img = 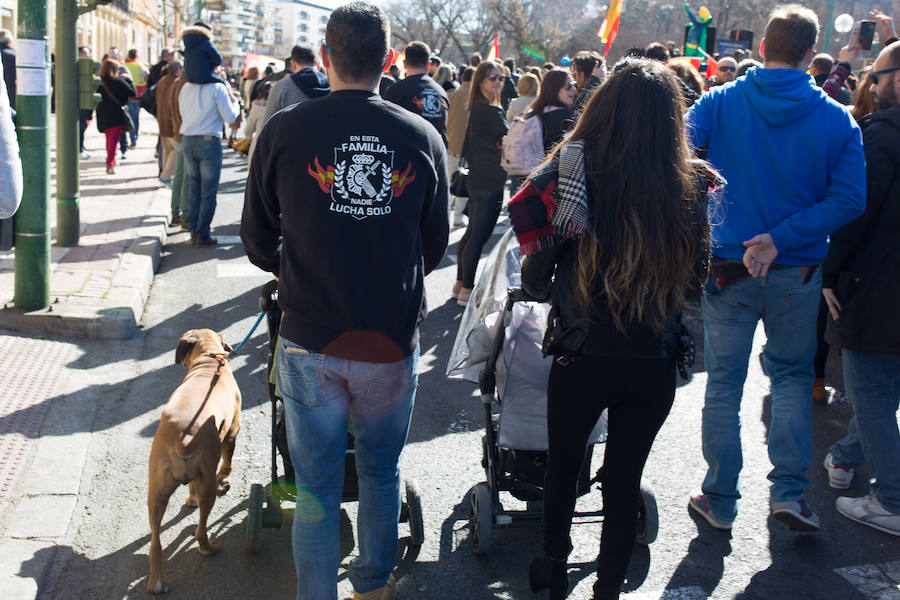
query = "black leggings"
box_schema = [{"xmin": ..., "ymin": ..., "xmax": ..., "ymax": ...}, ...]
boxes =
[
  {"xmin": 543, "ymin": 355, "xmax": 676, "ymax": 600},
  {"xmin": 456, "ymin": 188, "xmax": 503, "ymax": 288}
]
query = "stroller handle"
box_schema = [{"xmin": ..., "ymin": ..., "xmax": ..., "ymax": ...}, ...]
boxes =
[{"xmin": 506, "ymin": 287, "xmax": 545, "ymax": 306}]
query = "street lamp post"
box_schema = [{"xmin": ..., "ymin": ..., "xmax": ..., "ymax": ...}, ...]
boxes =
[
  {"xmin": 56, "ymin": 0, "xmax": 80, "ymax": 246},
  {"xmin": 14, "ymin": 0, "xmax": 51, "ymax": 309}
]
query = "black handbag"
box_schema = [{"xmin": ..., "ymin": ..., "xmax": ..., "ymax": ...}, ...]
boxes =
[
  {"xmin": 450, "ymin": 157, "xmax": 469, "ymax": 197},
  {"xmin": 664, "ymin": 314, "xmax": 696, "ymax": 380}
]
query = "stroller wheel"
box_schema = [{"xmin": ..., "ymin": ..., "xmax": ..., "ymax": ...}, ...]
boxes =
[
  {"xmin": 403, "ymin": 479, "xmax": 425, "ymax": 549},
  {"xmin": 468, "ymin": 483, "xmax": 493, "ymax": 555},
  {"xmin": 246, "ymin": 483, "xmax": 264, "ymax": 553},
  {"xmin": 635, "ymin": 485, "xmax": 659, "ymax": 545}
]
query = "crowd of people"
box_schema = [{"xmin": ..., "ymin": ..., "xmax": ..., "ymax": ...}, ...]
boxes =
[{"xmin": 1, "ymin": 1, "xmax": 898, "ymax": 599}]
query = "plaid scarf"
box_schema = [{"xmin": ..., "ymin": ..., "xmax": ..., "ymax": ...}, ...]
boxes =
[{"xmin": 508, "ymin": 140, "xmax": 589, "ymax": 255}]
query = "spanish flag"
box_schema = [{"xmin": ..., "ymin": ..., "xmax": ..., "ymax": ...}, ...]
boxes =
[
  {"xmin": 597, "ymin": 0, "xmax": 623, "ymax": 56},
  {"xmin": 486, "ymin": 33, "xmax": 500, "ymax": 62}
]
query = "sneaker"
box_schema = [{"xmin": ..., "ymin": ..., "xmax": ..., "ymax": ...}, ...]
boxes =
[
  {"xmin": 158, "ymin": 177, "xmax": 172, "ymax": 188},
  {"xmin": 450, "ymin": 281, "xmax": 462, "ymax": 299},
  {"xmin": 119, "ymin": 153, "xmax": 127, "ymax": 160},
  {"xmin": 688, "ymin": 493, "xmax": 733, "ymax": 530},
  {"xmin": 835, "ymin": 494, "xmax": 900, "ymax": 537},
  {"xmin": 80, "ymin": 150, "xmax": 90, "ymax": 159},
  {"xmin": 129, "ymin": 143, "xmax": 137, "ymax": 150},
  {"xmin": 453, "ymin": 216, "xmax": 466, "ymax": 228},
  {"xmin": 772, "ymin": 497, "xmax": 820, "ymax": 531},
  {"xmin": 824, "ymin": 452, "xmax": 854, "ymax": 489}
]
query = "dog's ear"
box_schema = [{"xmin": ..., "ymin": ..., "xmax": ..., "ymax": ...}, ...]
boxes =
[
  {"xmin": 218, "ymin": 332, "xmax": 233, "ymax": 354},
  {"xmin": 175, "ymin": 332, "xmax": 199, "ymax": 365}
]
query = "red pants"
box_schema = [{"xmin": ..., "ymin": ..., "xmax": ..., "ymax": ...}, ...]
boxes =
[{"xmin": 104, "ymin": 125, "xmax": 123, "ymax": 167}]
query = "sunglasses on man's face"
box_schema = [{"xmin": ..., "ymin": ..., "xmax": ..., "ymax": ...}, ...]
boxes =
[
  {"xmin": 718, "ymin": 65, "xmax": 736, "ymax": 72},
  {"xmin": 487, "ymin": 74, "xmax": 505, "ymax": 82},
  {"xmin": 870, "ymin": 67, "xmax": 900, "ymax": 86}
]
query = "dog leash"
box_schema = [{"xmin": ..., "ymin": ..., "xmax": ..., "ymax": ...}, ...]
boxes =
[{"xmin": 229, "ymin": 310, "xmax": 266, "ymax": 356}]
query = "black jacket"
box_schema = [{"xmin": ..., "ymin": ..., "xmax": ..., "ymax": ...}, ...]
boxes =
[
  {"xmin": 824, "ymin": 105, "xmax": 900, "ymax": 354},
  {"xmin": 500, "ymin": 75, "xmax": 518, "ymax": 111},
  {"xmin": 520, "ymin": 162, "xmax": 709, "ymax": 359},
  {"xmin": 384, "ymin": 74, "xmax": 449, "ymax": 147},
  {"xmin": 95, "ymin": 76, "xmax": 135, "ymax": 132},
  {"xmin": 241, "ymin": 90, "xmax": 449, "ymax": 363},
  {"xmin": 1, "ymin": 43, "xmax": 14, "ymax": 110},
  {"xmin": 463, "ymin": 102, "xmax": 508, "ymax": 193},
  {"xmin": 540, "ymin": 107, "xmax": 575, "ymax": 153},
  {"xmin": 147, "ymin": 59, "xmax": 168, "ymax": 88}
]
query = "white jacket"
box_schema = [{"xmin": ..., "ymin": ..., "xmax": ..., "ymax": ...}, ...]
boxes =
[{"xmin": 0, "ymin": 75, "xmax": 22, "ymax": 218}]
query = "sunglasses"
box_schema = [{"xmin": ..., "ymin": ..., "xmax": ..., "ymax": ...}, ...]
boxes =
[
  {"xmin": 487, "ymin": 74, "xmax": 505, "ymax": 82},
  {"xmin": 869, "ymin": 66, "xmax": 900, "ymax": 85},
  {"xmin": 718, "ymin": 66, "xmax": 736, "ymax": 72},
  {"xmin": 565, "ymin": 82, "xmax": 575, "ymax": 90}
]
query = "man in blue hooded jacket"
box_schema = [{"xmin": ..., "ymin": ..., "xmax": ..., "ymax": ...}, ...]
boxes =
[{"xmin": 684, "ymin": 4, "xmax": 866, "ymax": 533}]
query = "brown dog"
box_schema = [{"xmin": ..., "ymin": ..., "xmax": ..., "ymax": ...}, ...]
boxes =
[{"xmin": 147, "ymin": 329, "xmax": 242, "ymax": 594}]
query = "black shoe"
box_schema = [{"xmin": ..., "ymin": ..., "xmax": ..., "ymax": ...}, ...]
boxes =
[{"xmin": 529, "ymin": 557, "xmax": 569, "ymax": 599}]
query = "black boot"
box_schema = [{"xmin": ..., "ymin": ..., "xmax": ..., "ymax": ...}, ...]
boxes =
[{"xmin": 529, "ymin": 557, "xmax": 569, "ymax": 599}]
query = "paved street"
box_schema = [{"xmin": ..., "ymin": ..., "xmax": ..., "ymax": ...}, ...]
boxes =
[{"xmin": 0, "ymin": 119, "xmax": 898, "ymax": 600}]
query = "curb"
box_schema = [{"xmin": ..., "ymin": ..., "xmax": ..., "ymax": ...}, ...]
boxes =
[{"xmin": 0, "ymin": 188, "xmax": 169, "ymax": 339}]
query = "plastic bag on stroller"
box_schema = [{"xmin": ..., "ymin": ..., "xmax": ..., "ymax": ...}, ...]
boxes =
[{"xmin": 446, "ymin": 229, "xmax": 606, "ymax": 451}]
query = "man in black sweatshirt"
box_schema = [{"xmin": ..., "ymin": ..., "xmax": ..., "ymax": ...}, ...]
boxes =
[
  {"xmin": 383, "ymin": 40, "xmax": 449, "ymax": 147},
  {"xmin": 240, "ymin": 3, "xmax": 448, "ymax": 598}
]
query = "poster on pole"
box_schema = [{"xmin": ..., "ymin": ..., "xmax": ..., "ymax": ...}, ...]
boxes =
[
  {"xmin": 17, "ymin": 39, "xmax": 47, "ymax": 68},
  {"xmin": 17, "ymin": 68, "xmax": 50, "ymax": 96}
]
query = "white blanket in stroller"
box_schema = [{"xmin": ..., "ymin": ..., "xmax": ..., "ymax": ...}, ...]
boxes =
[{"xmin": 447, "ymin": 229, "xmax": 607, "ymax": 451}]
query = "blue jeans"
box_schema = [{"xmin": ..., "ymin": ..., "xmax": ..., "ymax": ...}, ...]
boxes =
[
  {"xmin": 127, "ymin": 98, "xmax": 141, "ymax": 145},
  {"xmin": 171, "ymin": 141, "xmax": 187, "ymax": 221},
  {"xmin": 830, "ymin": 350, "xmax": 900, "ymax": 513},
  {"xmin": 277, "ymin": 338, "xmax": 419, "ymax": 600},
  {"xmin": 701, "ymin": 267, "xmax": 821, "ymax": 521},
  {"xmin": 182, "ymin": 135, "xmax": 222, "ymax": 242}
]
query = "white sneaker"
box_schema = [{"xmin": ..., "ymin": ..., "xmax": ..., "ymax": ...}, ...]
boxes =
[
  {"xmin": 824, "ymin": 452, "xmax": 854, "ymax": 489},
  {"xmin": 836, "ymin": 494, "xmax": 900, "ymax": 537},
  {"xmin": 80, "ymin": 151, "xmax": 90, "ymax": 159}
]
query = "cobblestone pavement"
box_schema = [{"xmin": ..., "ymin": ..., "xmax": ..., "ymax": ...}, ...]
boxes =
[{"xmin": 0, "ymin": 333, "xmax": 80, "ymax": 503}]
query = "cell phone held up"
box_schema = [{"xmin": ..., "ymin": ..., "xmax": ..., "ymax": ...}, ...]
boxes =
[{"xmin": 858, "ymin": 20, "xmax": 877, "ymax": 51}]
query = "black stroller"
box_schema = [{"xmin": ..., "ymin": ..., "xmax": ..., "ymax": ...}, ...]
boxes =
[
  {"xmin": 466, "ymin": 287, "xmax": 659, "ymax": 554},
  {"xmin": 446, "ymin": 227, "xmax": 660, "ymax": 554},
  {"xmin": 244, "ymin": 279, "xmax": 425, "ymax": 560}
]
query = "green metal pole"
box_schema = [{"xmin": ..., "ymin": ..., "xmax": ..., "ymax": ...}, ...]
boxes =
[
  {"xmin": 56, "ymin": 0, "xmax": 79, "ymax": 246},
  {"xmin": 823, "ymin": 0, "xmax": 836, "ymax": 54},
  {"xmin": 14, "ymin": 0, "xmax": 51, "ymax": 309}
]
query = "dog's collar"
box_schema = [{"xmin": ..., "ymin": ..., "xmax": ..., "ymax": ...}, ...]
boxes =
[{"xmin": 205, "ymin": 352, "xmax": 229, "ymax": 364}]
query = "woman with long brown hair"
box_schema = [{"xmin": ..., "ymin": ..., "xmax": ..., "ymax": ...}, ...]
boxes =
[
  {"xmin": 523, "ymin": 68, "xmax": 576, "ymax": 153},
  {"xmin": 509, "ymin": 59, "xmax": 711, "ymax": 599},
  {"xmin": 96, "ymin": 58, "xmax": 135, "ymax": 174},
  {"xmin": 453, "ymin": 60, "xmax": 509, "ymax": 305}
]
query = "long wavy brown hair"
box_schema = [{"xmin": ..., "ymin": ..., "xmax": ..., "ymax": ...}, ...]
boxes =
[{"xmin": 551, "ymin": 59, "xmax": 706, "ymax": 334}]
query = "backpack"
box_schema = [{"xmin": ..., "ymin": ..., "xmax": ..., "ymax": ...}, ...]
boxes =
[
  {"xmin": 501, "ymin": 112, "xmax": 545, "ymax": 175},
  {"xmin": 140, "ymin": 84, "xmax": 157, "ymax": 116}
]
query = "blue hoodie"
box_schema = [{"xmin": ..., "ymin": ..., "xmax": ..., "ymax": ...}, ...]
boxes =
[{"xmin": 686, "ymin": 67, "xmax": 866, "ymax": 265}]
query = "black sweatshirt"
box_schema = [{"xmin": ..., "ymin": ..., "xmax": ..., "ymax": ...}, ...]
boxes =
[
  {"xmin": 384, "ymin": 74, "xmax": 449, "ymax": 147},
  {"xmin": 241, "ymin": 90, "xmax": 450, "ymax": 363}
]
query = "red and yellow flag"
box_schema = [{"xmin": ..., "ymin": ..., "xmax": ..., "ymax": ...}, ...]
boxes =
[
  {"xmin": 597, "ymin": 0, "xmax": 623, "ymax": 56},
  {"xmin": 486, "ymin": 33, "xmax": 500, "ymax": 62}
]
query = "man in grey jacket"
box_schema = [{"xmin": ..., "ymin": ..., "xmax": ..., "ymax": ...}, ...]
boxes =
[{"xmin": 263, "ymin": 44, "xmax": 330, "ymax": 122}]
